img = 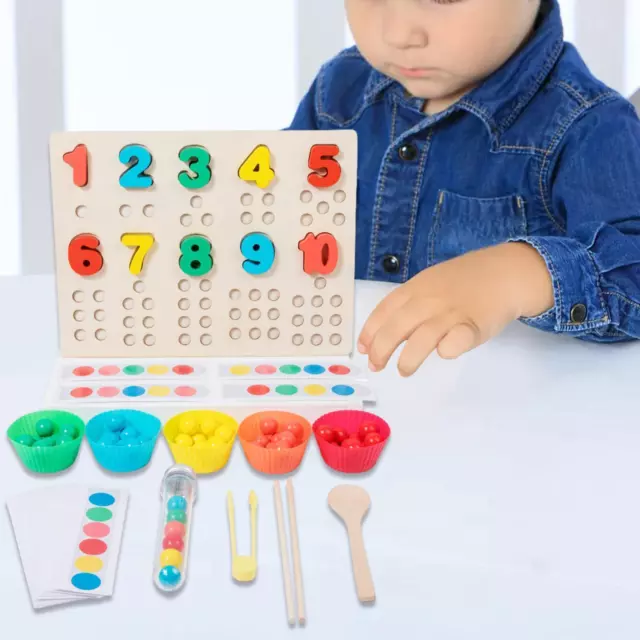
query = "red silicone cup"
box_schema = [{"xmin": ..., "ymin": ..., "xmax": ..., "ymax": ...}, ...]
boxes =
[{"xmin": 313, "ymin": 410, "xmax": 391, "ymax": 473}]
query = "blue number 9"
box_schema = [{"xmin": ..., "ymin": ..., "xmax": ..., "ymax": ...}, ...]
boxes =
[{"xmin": 241, "ymin": 232, "xmax": 275, "ymax": 275}]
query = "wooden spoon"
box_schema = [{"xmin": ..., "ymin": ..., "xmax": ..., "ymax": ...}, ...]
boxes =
[{"xmin": 328, "ymin": 485, "xmax": 375, "ymax": 603}]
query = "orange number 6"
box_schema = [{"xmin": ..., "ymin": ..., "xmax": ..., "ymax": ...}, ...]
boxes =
[{"xmin": 68, "ymin": 234, "xmax": 104, "ymax": 276}]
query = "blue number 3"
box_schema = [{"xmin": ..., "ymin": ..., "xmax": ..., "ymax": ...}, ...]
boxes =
[{"xmin": 119, "ymin": 144, "xmax": 153, "ymax": 189}]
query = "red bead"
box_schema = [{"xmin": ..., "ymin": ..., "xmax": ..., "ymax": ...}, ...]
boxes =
[
  {"xmin": 162, "ymin": 535, "xmax": 184, "ymax": 552},
  {"xmin": 317, "ymin": 426, "xmax": 335, "ymax": 443},
  {"xmin": 332, "ymin": 427, "xmax": 349, "ymax": 444},
  {"xmin": 363, "ymin": 433, "xmax": 383, "ymax": 447}
]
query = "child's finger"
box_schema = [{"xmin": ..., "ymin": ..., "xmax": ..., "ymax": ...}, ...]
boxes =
[
  {"xmin": 396, "ymin": 314, "xmax": 458, "ymax": 377},
  {"xmin": 436, "ymin": 322, "xmax": 481, "ymax": 359},
  {"xmin": 357, "ymin": 287, "xmax": 412, "ymax": 353}
]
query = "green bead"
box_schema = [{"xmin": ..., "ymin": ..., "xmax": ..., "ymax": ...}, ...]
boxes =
[
  {"xmin": 60, "ymin": 424, "xmax": 79, "ymax": 439},
  {"xmin": 166, "ymin": 510, "xmax": 187, "ymax": 524},
  {"xmin": 57, "ymin": 435, "xmax": 75, "ymax": 445},
  {"xmin": 35, "ymin": 419, "xmax": 55, "ymax": 438},
  {"xmin": 16, "ymin": 434, "xmax": 35, "ymax": 447},
  {"xmin": 33, "ymin": 438, "xmax": 55, "ymax": 448}
]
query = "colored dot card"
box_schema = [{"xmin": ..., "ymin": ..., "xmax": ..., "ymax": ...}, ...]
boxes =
[
  {"xmin": 222, "ymin": 380, "xmax": 374, "ymax": 402},
  {"xmin": 49, "ymin": 130, "xmax": 357, "ymax": 358},
  {"xmin": 60, "ymin": 358, "xmax": 207, "ymax": 381},
  {"xmin": 219, "ymin": 359, "xmax": 364, "ymax": 380}
]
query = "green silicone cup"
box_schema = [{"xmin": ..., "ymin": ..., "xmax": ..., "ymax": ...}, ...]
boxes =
[{"xmin": 7, "ymin": 410, "xmax": 85, "ymax": 474}]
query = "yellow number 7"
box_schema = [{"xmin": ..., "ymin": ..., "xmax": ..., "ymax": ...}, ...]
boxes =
[{"xmin": 121, "ymin": 233, "xmax": 155, "ymax": 275}]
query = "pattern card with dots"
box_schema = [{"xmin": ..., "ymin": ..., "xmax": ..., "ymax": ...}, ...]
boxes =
[
  {"xmin": 218, "ymin": 360, "xmax": 364, "ymax": 379},
  {"xmin": 49, "ymin": 131, "xmax": 357, "ymax": 358}
]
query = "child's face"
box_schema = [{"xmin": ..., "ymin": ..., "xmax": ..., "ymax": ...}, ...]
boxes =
[{"xmin": 346, "ymin": 0, "xmax": 541, "ymax": 107}]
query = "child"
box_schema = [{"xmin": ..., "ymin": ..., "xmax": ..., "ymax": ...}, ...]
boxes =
[{"xmin": 289, "ymin": 0, "xmax": 640, "ymax": 376}]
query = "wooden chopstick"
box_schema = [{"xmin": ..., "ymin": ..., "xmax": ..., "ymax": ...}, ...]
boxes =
[
  {"xmin": 274, "ymin": 481, "xmax": 295, "ymax": 625},
  {"xmin": 286, "ymin": 479, "xmax": 306, "ymax": 625}
]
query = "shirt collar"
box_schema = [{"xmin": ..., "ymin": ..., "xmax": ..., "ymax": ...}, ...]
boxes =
[{"xmin": 363, "ymin": 0, "xmax": 564, "ymax": 138}]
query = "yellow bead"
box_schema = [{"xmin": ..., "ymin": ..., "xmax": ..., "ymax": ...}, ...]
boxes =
[
  {"xmin": 215, "ymin": 425, "xmax": 234, "ymax": 443},
  {"xmin": 192, "ymin": 433, "xmax": 207, "ymax": 444},
  {"xmin": 179, "ymin": 417, "xmax": 198, "ymax": 435},
  {"xmin": 174, "ymin": 434, "xmax": 194, "ymax": 447},
  {"xmin": 209, "ymin": 435, "xmax": 226, "ymax": 448},
  {"xmin": 160, "ymin": 548, "xmax": 183, "ymax": 568},
  {"xmin": 200, "ymin": 416, "xmax": 218, "ymax": 437}
]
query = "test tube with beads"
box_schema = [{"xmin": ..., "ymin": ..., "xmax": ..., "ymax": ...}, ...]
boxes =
[{"xmin": 154, "ymin": 464, "xmax": 197, "ymax": 592}]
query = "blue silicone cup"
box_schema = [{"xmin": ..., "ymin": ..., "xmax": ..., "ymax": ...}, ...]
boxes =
[{"xmin": 86, "ymin": 409, "xmax": 162, "ymax": 473}]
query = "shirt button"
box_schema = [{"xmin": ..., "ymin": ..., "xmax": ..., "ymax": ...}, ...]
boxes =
[
  {"xmin": 570, "ymin": 303, "xmax": 587, "ymax": 323},
  {"xmin": 398, "ymin": 143, "xmax": 418, "ymax": 161},
  {"xmin": 382, "ymin": 255, "xmax": 401, "ymax": 274}
]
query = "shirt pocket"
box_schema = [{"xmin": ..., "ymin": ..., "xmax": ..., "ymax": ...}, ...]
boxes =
[{"xmin": 428, "ymin": 190, "xmax": 527, "ymax": 265}]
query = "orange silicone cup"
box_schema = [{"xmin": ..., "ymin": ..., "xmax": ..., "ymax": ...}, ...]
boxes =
[
  {"xmin": 238, "ymin": 411, "xmax": 312, "ymax": 475},
  {"xmin": 313, "ymin": 410, "xmax": 391, "ymax": 473}
]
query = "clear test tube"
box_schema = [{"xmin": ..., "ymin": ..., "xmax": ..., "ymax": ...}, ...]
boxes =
[{"xmin": 154, "ymin": 464, "xmax": 197, "ymax": 592}]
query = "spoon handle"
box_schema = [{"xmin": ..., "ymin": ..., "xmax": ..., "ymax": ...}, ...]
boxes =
[{"xmin": 347, "ymin": 523, "xmax": 375, "ymax": 603}]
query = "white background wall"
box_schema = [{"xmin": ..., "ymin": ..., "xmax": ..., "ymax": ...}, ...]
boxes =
[{"xmin": 2, "ymin": 0, "xmax": 640, "ymax": 276}]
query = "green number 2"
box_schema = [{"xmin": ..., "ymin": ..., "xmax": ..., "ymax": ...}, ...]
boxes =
[
  {"xmin": 178, "ymin": 146, "xmax": 212, "ymax": 189},
  {"xmin": 179, "ymin": 235, "xmax": 213, "ymax": 276}
]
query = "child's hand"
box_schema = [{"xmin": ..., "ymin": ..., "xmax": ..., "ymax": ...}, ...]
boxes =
[{"xmin": 357, "ymin": 242, "xmax": 554, "ymax": 376}]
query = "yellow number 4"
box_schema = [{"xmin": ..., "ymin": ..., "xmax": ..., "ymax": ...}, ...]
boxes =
[
  {"xmin": 238, "ymin": 145, "xmax": 275, "ymax": 189},
  {"xmin": 121, "ymin": 233, "xmax": 155, "ymax": 275}
]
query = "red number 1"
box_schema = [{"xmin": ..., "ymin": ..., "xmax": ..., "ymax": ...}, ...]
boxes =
[
  {"xmin": 63, "ymin": 144, "xmax": 89, "ymax": 187},
  {"xmin": 308, "ymin": 144, "xmax": 341, "ymax": 188}
]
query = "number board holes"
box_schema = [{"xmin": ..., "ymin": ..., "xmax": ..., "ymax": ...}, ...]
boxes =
[
  {"xmin": 144, "ymin": 335, "xmax": 156, "ymax": 347},
  {"xmin": 123, "ymin": 298, "xmax": 134, "ymax": 310},
  {"xmin": 293, "ymin": 296, "xmax": 304, "ymax": 308},
  {"xmin": 73, "ymin": 310, "xmax": 85, "ymax": 322},
  {"xmin": 262, "ymin": 212, "xmax": 275, "ymax": 225},
  {"xmin": 142, "ymin": 298, "xmax": 154, "ymax": 311},
  {"xmin": 74, "ymin": 329, "xmax": 86, "ymax": 342},
  {"xmin": 330, "ymin": 314, "xmax": 342, "ymax": 326},
  {"xmin": 143, "ymin": 204, "xmax": 155, "ymax": 217},
  {"xmin": 123, "ymin": 316, "xmax": 135, "ymax": 328},
  {"xmin": 249, "ymin": 289, "xmax": 261, "ymax": 302},
  {"xmin": 201, "ymin": 213, "xmax": 213, "ymax": 227},
  {"xmin": 300, "ymin": 191, "xmax": 312, "ymax": 204},
  {"xmin": 178, "ymin": 279, "xmax": 191, "ymax": 292},
  {"xmin": 230, "ymin": 328, "xmax": 241, "ymax": 340},
  {"xmin": 292, "ymin": 314, "xmax": 304, "ymax": 327},
  {"xmin": 124, "ymin": 334, "xmax": 135, "ymax": 346},
  {"xmin": 334, "ymin": 190, "xmax": 346, "ymax": 203},
  {"xmin": 268, "ymin": 328, "xmax": 280, "ymax": 340},
  {"xmin": 249, "ymin": 328, "xmax": 261, "ymax": 340},
  {"xmin": 268, "ymin": 289, "xmax": 280, "ymax": 301},
  {"xmin": 201, "ymin": 334, "xmax": 213, "ymax": 346},
  {"xmin": 311, "ymin": 334, "xmax": 323, "ymax": 346},
  {"xmin": 200, "ymin": 279, "xmax": 212, "ymax": 292},
  {"xmin": 93, "ymin": 290, "xmax": 105, "ymax": 303},
  {"xmin": 263, "ymin": 193, "xmax": 275, "ymax": 206},
  {"xmin": 331, "ymin": 295, "xmax": 343, "ymax": 307},
  {"xmin": 133, "ymin": 281, "xmax": 145, "ymax": 294},
  {"xmin": 200, "ymin": 316, "xmax": 212, "ymax": 329},
  {"xmin": 96, "ymin": 329, "xmax": 107, "ymax": 341},
  {"xmin": 301, "ymin": 214, "xmax": 313, "ymax": 227},
  {"xmin": 333, "ymin": 213, "xmax": 346, "ymax": 226},
  {"xmin": 241, "ymin": 194, "xmax": 253, "ymax": 206},
  {"xmin": 330, "ymin": 334, "xmax": 342, "ymax": 346},
  {"xmin": 229, "ymin": 289, "xmax": 241, "ymax": 301},
  {"xmin": 75, "ymin": 206, "xmax": 87, "ymax": 218},
  {"xmin": 72, "ymin": 290, "xmax": 84, "ymax": 303},
  {"xmin": 317, "ymin": 201, "xmax": 330, "ymax": 215},
  {"xmin": 190, "ymin": 196, "xmax": 203, "ymax": 209},
  {"xmin": 181, "ymin": 214, "xmax": 193, "ymax": 227},
  {"xmin": 179, "ymin": 334, "xmax": 191, "ymax": 346},
  {"xmin": 200, "ymin": 298, "xmax": 212, "ymax": 310},
  {"xmin": 179, "ymin": 316, "xmax": 191, "ymax": 328},
  {"xmin": 119, "ymin": 205, "xmax": 132, "ymax": 218},
  {"xmin": 315, "ymin": 278, "xmax": 327, "ymax": 290},
  {"xmin": 230, "ymin": 308, "xmax": 241, "ymax": 321},
  {"xmin": 95, "ymin": 309, "xmax": 106, "ymax": 322},
  {"xmin": 241, "ymin": 212, "xmax": 253, "ymax": 225},
  {"xmin": 268, "ymin": 308, "xmax": 280, "ymax": 321},
  {"xmin": 249, "ymin": 308, "xmax": 261, "ymax": 321},
  {"xmin": 178, "ymin": 298, "xmax": 190, "ymax": 311},
  {"xmin": 293, "ymin": 334, "xmax": 304, "ymax": 346},
  {"xmin": 143, "ymin": 316, "xmax": 155, "ymax": 329},
  {"xmin": 311, "ymin": 315, "xmax": 323, "ymax": 327},
  {"xmin": 312, "ymin": 296, "xmax": 324, "ymax": 308}
]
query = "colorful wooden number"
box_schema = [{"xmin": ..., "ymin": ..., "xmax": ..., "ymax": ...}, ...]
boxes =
[
  {"xmin": 298, "ymin": 232, "xmax": 339, "ymax": 275},
  {"xmin": 179, "ymin": 235, "xmax": 214, "ymax": 277},
  {"xmin": 308, "ymin": 144, "xmax": 342, "ymax": 188},
  {"xmin": 238, "ymin": 145, "xmax": 275, "ymax": 189},
  {"xmin": 63, "ymin": 144, "xmax": 89, "ymax": 187},
  {"xmin": 119, "ymin": 144, "xmax": 154, "ymax": 189},
  {"xmin": 240, "ymin": 232, "xmax": 276, "ymax": 275},
  {"xmin": 121, "ymin": 233, "xmax": 155, "ymax": 276},
  {"xmin": 178, "ymin": 146, "xmax": 212, "ymax": 190},
  {"xmin": 68, "ymin": 234, "xmax": 104, "ymax": 276}
]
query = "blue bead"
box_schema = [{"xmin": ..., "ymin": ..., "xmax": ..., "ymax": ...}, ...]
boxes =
[
  {"xmin": 158, "ymin": 566, "xmax": 181, "ymax": 587},
  {"xmin": 100, "ymin": 431, "xmax": 119, "ymax": 446},
  {"xmin": 106, "ymin": 416, "xmax": 126, "ymax": 432},
  {"xmin": 120, "ymin": 426, "xmax": 140, "ymax": 440},
  {"xmin": 167, "ymin": 496, "xmax": 187, "ymax": 511}
]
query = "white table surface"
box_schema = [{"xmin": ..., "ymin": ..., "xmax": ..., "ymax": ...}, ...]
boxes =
[{"xmin": 2, "ymin": 275, "xmax": 640, "ymax": 639}]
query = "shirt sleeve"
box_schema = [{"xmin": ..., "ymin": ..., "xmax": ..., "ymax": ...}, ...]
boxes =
[{"xmin": 514, "ymin": 98, "xmax": 640, "ymax": 342}]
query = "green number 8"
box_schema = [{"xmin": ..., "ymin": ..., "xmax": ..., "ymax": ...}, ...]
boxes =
[
  {"xmin": 179, "ymin": 235, "xmax": 213, "ymax": 276},
  {"xmin": 178, "ymin": 145, "xmax": 212, "ymax": 190}
]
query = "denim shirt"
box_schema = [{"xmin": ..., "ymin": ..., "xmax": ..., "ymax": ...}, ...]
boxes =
[{"xmin": 289, "ymin": 0, "xmax": 640, "ymax": 342}]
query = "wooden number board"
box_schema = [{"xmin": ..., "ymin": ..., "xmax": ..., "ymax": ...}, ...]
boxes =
[{"xmin": 49, "ymin": 131, "xmax": 357, "ymax": 357}]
